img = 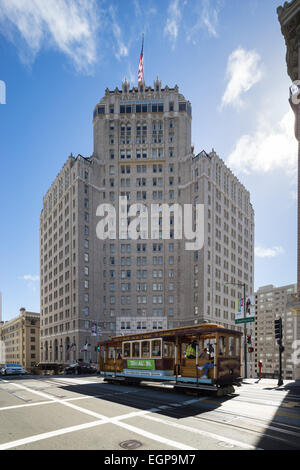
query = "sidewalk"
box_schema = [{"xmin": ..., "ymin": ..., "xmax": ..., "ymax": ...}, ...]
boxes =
[{"xmin": 241, "ymin": 378, "xmax": 300, "ymax": 391}]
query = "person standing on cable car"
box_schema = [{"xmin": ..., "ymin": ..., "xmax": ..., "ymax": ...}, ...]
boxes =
[{"xmin": 186, "ymin": 342, "xmax": 197, "ymax": 359}]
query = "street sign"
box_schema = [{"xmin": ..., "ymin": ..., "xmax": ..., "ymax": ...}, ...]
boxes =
[{"xmin": 235, "ymin": 317, "xmax": 255, "ymax": 325}]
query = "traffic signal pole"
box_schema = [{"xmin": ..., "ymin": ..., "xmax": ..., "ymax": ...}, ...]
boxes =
[
  {"xmin": 225, "ymin": 281, "xmax": 248, "ymax": 379},
  {"xmin": 275, "ymin": 318, "xmax": 284, "ymax": 387},
  {"xmin": 243, "ymin": 283, "xmax": 247, "ymax": 379},
  {"xmin": 278, "ymin": 343, "xmax": 283, "ymax": 387}
]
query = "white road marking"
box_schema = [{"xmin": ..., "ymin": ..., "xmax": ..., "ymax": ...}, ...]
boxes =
[
  {"xmin": 0, "ymin": 379, "xmax": 197, "ymax": 450},
  {"xmin": 0, "ymin": 401, "xmax": 55, "ymax": 411},
  {"xmin": 110, "ymin": 419, "xmax": 196, "ymax": 451},
  {"xmin": 141, "ymin": 414, "xmax": 261, "ymax": 450},
  {"xmin": 0, "ymin": 420, "xmax": 108, "ymax": 450},
  {"xmin": 2, "ymin": 378, "xmax": 296, "ymax": 451}
]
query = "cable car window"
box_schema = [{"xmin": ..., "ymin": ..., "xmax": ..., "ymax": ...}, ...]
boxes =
[
  {"xmin": 236, "ymin": 337, "xmax": 240, "ymax": 357},
  {"xmin": 163, "ymin": 342, "xmax": 174, "ymax": 358},
  {"xmin": 132, "ymin": 342, "xmax": 140, "ymax": 358},
  {"xmin": 108, "ymin": 347, "xmax": 114, "ymax": 359},
  {"xmin": 123, "ymin": 343, "xmax": 131, "ymax": 358},
  {"xmin": 116, "ymin": 348, "xmax": 122, "ymax": 360},
  {"xmin": 219, "ymin": 336, "xmax": 225, "ymax": 356},
  {"xmin": 151, "ymin": 340, "xmax": 161, "ymax": 357},
  {"xmin": 229, "ymin": 337, "xmax": 234, "ymax": 356},
  {"xmin": 141, "ymin": 341, "xmax": 150, "ymax": 358}
]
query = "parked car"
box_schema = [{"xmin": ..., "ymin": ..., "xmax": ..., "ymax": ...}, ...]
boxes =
[
  {"xmin": 63, "ymin": 362, "xmax": 97, "ymax": 375},
  {"xmin": 0, "ymin": 364, "xmax": 27, "ymax": 376}
]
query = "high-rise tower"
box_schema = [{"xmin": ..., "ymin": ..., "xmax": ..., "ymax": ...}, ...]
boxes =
[{"xmin": 40, "ymin": 79, "xmax": 254, "ymax": 371}]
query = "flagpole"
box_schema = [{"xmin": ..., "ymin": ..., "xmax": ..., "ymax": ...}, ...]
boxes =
[
  {"xmin": 138, "ymin": 34, "xmax": 144, "ymax": 85},
  {"xmin": 142, "ymin": 33, "xmax": 144, "ymax": 83}
]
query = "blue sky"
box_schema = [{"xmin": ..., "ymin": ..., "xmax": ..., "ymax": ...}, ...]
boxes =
[{"xmin": 0, "ymin": 0, "xmax": 297, "ymax": 321}]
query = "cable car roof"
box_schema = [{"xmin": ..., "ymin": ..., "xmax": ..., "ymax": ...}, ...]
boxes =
[{"xmin": 99, "ymin": 323, "xmax": 242, "ymax": 345}]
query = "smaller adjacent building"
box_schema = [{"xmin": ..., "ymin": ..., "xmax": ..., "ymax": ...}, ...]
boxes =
[
  {"xmin": 0, "ymin": 308, "xmax": 40, "ymax": 372},
  {"xmin": 255, "ymin": 284, "xmax": 297, "ymax": 380}
]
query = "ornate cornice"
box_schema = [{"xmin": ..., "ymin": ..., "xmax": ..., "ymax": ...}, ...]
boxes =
[{"xmin": 278, "ymin": 0, "xmax": 300, "ymax": 81}]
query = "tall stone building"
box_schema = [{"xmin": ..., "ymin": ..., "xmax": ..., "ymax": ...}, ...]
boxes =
[
  {"xmin": 278, "ymin": 0, "xmax": 300, "ymax": 380},
  {"xmin": 0, "ymin": 308, "xmax": 40, "ymax": 372},
  {"xmin": 40, "ymin": 79, "xmax": 254, "ymax": 368},
  {"xmin": 255, "ymin": 284, "xmax": 296, "ymax": 380}
]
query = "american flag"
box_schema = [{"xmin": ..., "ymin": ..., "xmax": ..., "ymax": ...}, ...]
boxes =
[{"xmin": 138, "ymin": 35, "xmax": 144, "ymax": 84}]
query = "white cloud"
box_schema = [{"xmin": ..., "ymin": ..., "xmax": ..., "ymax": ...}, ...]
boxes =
[
  {"xmin": 255, "ymin": 245, "xmax": 285, "ymax": 258},
  {"xmin": 19, "ymin": 275, "xmax": 40, "ymax": 293},
  {"xmin": 0, "ymin": 0, "xmax": 99, "ymax": 73},
  {"xmin": 21, "ymin": 275, "xmax": 40, "ymax": 282},
  {"xmin": 227, "ymin": 110, "xmax": 298, "ymax": 177},
  {"xmin": 133, "ymin": 0, "xmax": 142, "ymax": 17},
  {"xmin": 109, "ymin": 6, "xmax": 129, "ymax": 61},
  {"xmin": 164, "ymin": 0, "xmax": 182, "ymax": 49},
  {"xmin": 186, "ymin": 0, "xmax": 223, "ymax": 44},
  {"xmin": 201, "ymin": 0, "xmax": 222, "ymax": 37},
  {"xmin": 221, "ymin": 47, "xmax": 263, "ymax": 109}
]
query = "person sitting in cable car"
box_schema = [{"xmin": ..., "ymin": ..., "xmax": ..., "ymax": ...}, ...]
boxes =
[
  {"xmin": 197, "ymin": 347, "xmax": 215, "ymax": 379},
  {"xmin": 199, "ymin": 347, "xmax": 210, "ymax": 360}
]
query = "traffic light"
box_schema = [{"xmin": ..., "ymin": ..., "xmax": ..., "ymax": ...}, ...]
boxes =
[
  {"xmin": 248, "ymin": 347, "xmax": 254, "ymax": 353},
  {"xmin": 274, "ymin": 318, "xmax": 283, "ymax": 343},
  {"xmin": 247, "ymin": 335, "xmax": 251, "ymax": 344}
]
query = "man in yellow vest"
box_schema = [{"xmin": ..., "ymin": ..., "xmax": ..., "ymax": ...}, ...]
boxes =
[{"xmin": 186, "ymin": 342, "xmax": 196, "ymax": 359}]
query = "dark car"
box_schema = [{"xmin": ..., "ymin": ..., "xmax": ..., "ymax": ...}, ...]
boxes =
[{"xmin": 63, "ymin": 362, "xmax": 97, "ymax": 375}]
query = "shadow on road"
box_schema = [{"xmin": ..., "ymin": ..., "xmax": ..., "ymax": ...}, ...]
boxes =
[
  {"xmin": 254, "ymin": 381, "xmax": 300, "ymax": 450},
  {"xmin": 17, "ymin": 374, "xmax": 238, "ymax": 420}
]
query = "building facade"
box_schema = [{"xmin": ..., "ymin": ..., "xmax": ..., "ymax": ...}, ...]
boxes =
[
  {"xmin": 0, "ymin": 308, "xmax": 40, "ymax": 372},
  {"xmin": 255, "ymin": 284, "xmax": 297, "ymax": 380},
  {"xmin": 278, "ymin": 0, "xmax": 300, "ymax": 380},
  {"xmin": 40, "ymin": 79, "xmax": 254, "ymax": 372}
]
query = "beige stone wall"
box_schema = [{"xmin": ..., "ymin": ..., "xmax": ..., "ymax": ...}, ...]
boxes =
[{"xmin": 0, "ymin": 310, "xmax": 40, "ymax": 371}]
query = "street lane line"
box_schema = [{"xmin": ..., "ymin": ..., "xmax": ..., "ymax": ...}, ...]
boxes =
[
  {"xmin": 141, "ymin": 414, "xmax": 262, "ymax": 450},
  {"xmin": 110, "ymin": 419, "xmax": 196, "ymax": 450},
  {"xmin": 0, "ymin": 401, "xmax": 55, "ymax": 411},
  {"xmin": 1, "ymin": 379, "xmax": 278, "ymax": 451},
  {"xmin": 0, "ymin": 380, "xmax": 198, "ymax": 450},
  {"xmin": 0, "ymin": 420, "xmax": 108, "ymax": 450}
]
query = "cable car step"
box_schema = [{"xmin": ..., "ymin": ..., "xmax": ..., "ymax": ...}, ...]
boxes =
[
  {"xmin": 174, "ymin": 383, "xmax": 217, "ymax": 391},
  {"xmin": 104, "ymin": 376, "xmax": 126, "ymax": 382}
]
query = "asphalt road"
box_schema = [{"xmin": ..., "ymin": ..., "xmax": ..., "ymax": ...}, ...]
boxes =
[{"xmin": 0, "ymin": 375, "xmax": 299, "ymax": 452}]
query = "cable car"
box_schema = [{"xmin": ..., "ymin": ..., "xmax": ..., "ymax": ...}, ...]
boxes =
[{"xmin": 98, "ymin": 323, "xmax": 242, "ymax": 396}]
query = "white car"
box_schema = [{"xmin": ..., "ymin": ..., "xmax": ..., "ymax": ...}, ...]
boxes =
[{"xmin": 0, "ymin": 364, "xmax": 27, "ymax": 376}]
